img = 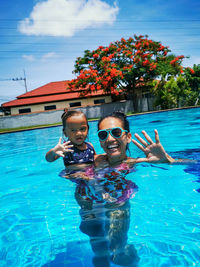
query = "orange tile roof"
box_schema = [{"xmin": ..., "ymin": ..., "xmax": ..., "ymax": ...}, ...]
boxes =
[
  {"xmin": 2, "ymin": 80, "xmax": 107, "ymax": 107},
  {"xmin": 2, "ymin": 91, "xmax": 106, "ymax": 107},
  {"xmin": 17, "ymin": 80, "xmax": 71, "ymax": 98}
]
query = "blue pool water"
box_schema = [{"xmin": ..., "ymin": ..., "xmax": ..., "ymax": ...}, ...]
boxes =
[{"xmin": 0, "ymin": 107, "xmax": 200, "ymax": 267}]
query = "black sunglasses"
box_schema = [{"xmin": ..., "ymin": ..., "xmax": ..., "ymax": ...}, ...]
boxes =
[{"xmin": 97, "ymin": 127, "xmax": 128, "ymax": 141}]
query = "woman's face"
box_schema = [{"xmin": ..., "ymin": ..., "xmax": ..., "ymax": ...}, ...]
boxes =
[{"xmin": 98, "ymin": 117, "xmax": 132, "ymax": 164}]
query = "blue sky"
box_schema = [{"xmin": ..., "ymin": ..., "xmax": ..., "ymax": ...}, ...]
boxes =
[{"xmin": 0, "ymin": 0, "xmax": 199, "ymax": 104}]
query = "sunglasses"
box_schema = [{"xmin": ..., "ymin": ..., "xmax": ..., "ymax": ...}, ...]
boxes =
[{"xmin": 98, "ymin": 127, "xmax": 128, "ymax": 141}]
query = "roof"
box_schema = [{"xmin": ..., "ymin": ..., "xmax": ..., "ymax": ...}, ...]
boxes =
[
  {"xmin": 17, "ymin": 80, "xmax": 70, "ymax": 99},
  {"xmin": 2, "ymin": 81, "xmax": 108, "ymax": 108}
]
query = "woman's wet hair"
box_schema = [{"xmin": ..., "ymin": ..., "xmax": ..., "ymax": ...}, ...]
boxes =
[
  {"xmin": 61, "ymin": 109, "xmax": 89, "ymax": 132},
  {"xmin": 98, "ymin": 111, "xmax": 130, "ymax": 132}
]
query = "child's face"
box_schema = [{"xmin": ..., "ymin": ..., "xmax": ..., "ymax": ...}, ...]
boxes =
[{"xmin": 64, "ymin": 114, "xmax": 88, "ymax": 145}]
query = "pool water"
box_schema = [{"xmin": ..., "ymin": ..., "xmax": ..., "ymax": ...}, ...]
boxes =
[{"xmin": 0, "ymin": 108, "xmax": 200, "ymax": 267}]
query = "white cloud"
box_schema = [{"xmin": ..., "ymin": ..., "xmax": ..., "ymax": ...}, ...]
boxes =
[
  {"xmin": 41, "ymin": 52, "xmax": 57, "ymax": 61},
  {"xmin": 18, "ymin": 0, "xmax": 119, "ymax": 37},
  {"xmin": 22, "ymin": 55, "xmax": 35, "ymax": 61}
]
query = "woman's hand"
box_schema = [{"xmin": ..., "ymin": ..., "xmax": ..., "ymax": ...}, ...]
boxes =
[
  {"xmin": 64, "ymin": 171, "xmax": 93, "ymax": 181},
  {"xmin": 132, "ymin": 130, "xmax": 175, "ymax": 163},
  {"xmin": 52, "ymin": 137, "xmax": 74, "ymax": 158}
]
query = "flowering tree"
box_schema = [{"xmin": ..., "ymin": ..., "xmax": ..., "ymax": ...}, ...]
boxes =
[{"xmin": 68, "ymin": 35, "xmax": 186, "ymax": 111}]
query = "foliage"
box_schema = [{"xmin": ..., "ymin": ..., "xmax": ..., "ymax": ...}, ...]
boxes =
[
  {"xmin": 183, "ymin": 64, "xmax": 200, "ymax": 105},
  {"xmin": 151, "ymin": 75, "xmax": 196, "ymax": 109},
  {"xmin": 184, "ymin": 64, "xmax": 200, "ymax": 91},
  {"xmin": 68, "ymin": 35, "xmax": 185, "ymax": 100}
]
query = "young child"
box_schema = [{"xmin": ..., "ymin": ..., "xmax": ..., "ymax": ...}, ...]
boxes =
[{"xmin": 45, "ymin": 110, "xmax": 96, "ymax": 172}]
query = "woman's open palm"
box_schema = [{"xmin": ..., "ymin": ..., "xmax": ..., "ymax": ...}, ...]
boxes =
[{"xmin": 132, "ymin": 130, "xmax": 174, "ymax": 163}]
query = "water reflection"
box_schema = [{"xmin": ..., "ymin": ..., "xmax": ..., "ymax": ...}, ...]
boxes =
[
  {"xmin": 45, "ymin": 163, "xmax": 140, "ymax": 266},
  {"xmin": 73, "ymin": 163, "xmax": 140, "ymax": 267}
]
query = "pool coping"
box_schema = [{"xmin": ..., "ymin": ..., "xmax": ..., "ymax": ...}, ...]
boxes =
[{"xmin": 0, "ymin": 105, "xmax": 199, "ymax": 134}]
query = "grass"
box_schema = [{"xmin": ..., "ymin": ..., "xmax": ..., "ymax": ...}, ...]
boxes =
[{"xmin": 0, "ymin": 122, "xmax": 62, "ymax": 134}]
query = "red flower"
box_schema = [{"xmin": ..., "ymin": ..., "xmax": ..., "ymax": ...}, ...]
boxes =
[
  {"xmin": 90, "ymin": 84, "xmax": 95, "ymax": 91},
  {"xmin": 135, "ymin": 43, "xmax": 141, "ymax": 49},
  {"xmin": 135, "ymin": 50, "xmax": 141, "ymax": 55},
  {"xmin": 102, "ymin": 56, "xmax": 110, "ymax": 62},
  {"xmin": 158, "ymin": 45, "xmax": 165, "ymax": 51},
  {"xmin": 142, "ymin": 60, "xmax": 150, "ymax": 66},
  {"xmin": 108, "ymin": 54, "xmax": 114, "ymax": 59},
  {"xmin": 189, "ymin": 68, "xmax": 195, "ymax": 74},
  {"xmin": 93, "ymin": 53, "xmax": 99, "ymax": 59},
  {"xmin": 121, "ymin": 38, "xmax": 126, "ymax": 43},
  {"xmin": 170, "ymin": 59, "xmax": 176, "ymax": 65}
]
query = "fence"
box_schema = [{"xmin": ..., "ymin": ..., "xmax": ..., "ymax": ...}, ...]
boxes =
[{"xmin": 0, "ymin": 98, "xmax": 154, "ymax": 129}]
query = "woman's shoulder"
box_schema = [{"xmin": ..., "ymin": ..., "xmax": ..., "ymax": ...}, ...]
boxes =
[
  {"xmin": 94, "ymin": 154, "xmax": 108, "ymax": 167},
  {"xmin": 124, "ymin": 157, "xmax": 137, "ymax": 167}
]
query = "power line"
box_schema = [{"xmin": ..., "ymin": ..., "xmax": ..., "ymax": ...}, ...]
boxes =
[
  {"xmin": 0, "ymin": 18, "xmax": 200, "ymax": 22},
  {"xmin": 0, "ymin": 70, "xmax": 28, "ymax": 92}
]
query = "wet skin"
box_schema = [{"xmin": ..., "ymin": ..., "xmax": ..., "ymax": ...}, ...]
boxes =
[
  {"xmin": 64, "ymin": 114, "xmax": 88, "ymax": 149},
  {"xmin": 98, "ymin": 117, "xmax": 132, "ymax": 166}
]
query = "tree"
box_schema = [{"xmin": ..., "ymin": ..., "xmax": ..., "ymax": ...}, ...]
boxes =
[
  {"xmin": 184, "ymin": 64, "xmax": 200, "ymax": 105},
  {"xmin": 151, "ymin": 75, "xmax": 193, "ymax": 109},
  {"xmin": 68, "ymin": 35, "xmax": 185, "ymax": 111}
]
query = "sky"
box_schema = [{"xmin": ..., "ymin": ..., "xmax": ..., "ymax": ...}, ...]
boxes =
[{"xmin": 0, "ymin": 0, "xmax": 199, "ymax": 104}]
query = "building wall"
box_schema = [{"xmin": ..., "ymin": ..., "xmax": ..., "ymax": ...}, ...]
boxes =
[
  {"xmin": 10, "ymin": 96, "xmax": 112, "ymax": 115},
  {"xmin": 0, "ymin": 100, "xmax": 135, "ymax": 129}
]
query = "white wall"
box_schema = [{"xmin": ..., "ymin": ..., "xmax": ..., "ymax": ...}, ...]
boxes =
[{"xmin": 0, "ymin": 98, "xmax": 154, "ymax": 129}]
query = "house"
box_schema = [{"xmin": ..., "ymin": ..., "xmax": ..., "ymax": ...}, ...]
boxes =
[{"xmin": 1, "ymin": 80, "xmax": 112, "ymax": 115}]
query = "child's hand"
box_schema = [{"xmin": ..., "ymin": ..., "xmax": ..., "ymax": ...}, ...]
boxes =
[{"xmin": 53, "ymin": 137, "xmax": 74, "ymax": 158}]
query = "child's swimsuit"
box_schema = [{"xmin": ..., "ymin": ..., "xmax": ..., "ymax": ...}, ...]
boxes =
[{"xmin": 63, "ymin": 142, "xmax": 95, "ymax": 166}]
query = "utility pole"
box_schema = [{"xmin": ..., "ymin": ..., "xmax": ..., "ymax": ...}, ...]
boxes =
[
  {"xmin": 0, "ymin": 70, "xmax": 28, "ymax": 93},
  {"xmin": 11, "ymin": 70, "xmax": 28, "ymax": 93}
]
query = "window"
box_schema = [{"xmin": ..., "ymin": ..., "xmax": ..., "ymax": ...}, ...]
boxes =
[
  {"xmin": 19, "ymin": 108, "xmax": 31, "ymax": 114},
  {"xmin": 69, "ymin": 102, "xmax": 81, "ymax": 107},
  {"xmin": 94, "ymin": 99, "xmax": 105, "ymax": 104},
  {"xmin": 44, "ymin": 105, "xmax": 56, "ymax": 111}
]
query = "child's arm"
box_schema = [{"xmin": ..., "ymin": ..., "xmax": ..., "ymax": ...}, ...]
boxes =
[{"xmin": 45, "ymin": 137, "xmax": 73, "ymax": 162}]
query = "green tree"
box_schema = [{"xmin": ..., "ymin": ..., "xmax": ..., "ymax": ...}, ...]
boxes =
[
  {"xmin": 184, "ymin": 64, "xmax": 200, "ymax": 105},
  {"xmin": 68, "ymin": 35, "xmax": 185, "ymax": 111},
  {"xmin": 151, "ymin": 75, "xmax": 194, "ymax": 109}
]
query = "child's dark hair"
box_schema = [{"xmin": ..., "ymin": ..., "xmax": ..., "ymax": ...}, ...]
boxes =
[
  {"xmin": 61, "ymin": 109, "xmax": 89, "ymax": 131},
  {"xmin": 98, "ymin": 111, "xmax": 130, "ymax": 132}
]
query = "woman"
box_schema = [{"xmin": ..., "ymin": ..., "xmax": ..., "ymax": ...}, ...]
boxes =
[
  {"xmin": 66, "ymin": 112, "xmax": 176, "ymax": 267},
  {"xmin": 95, "ymin": 111, "xmax": 175, "ymax": 168}
]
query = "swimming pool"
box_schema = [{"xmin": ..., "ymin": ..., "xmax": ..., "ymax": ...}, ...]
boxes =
[{"xmin": 0, "ymin": 107, "xmax": 200, "ymax": 266}]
